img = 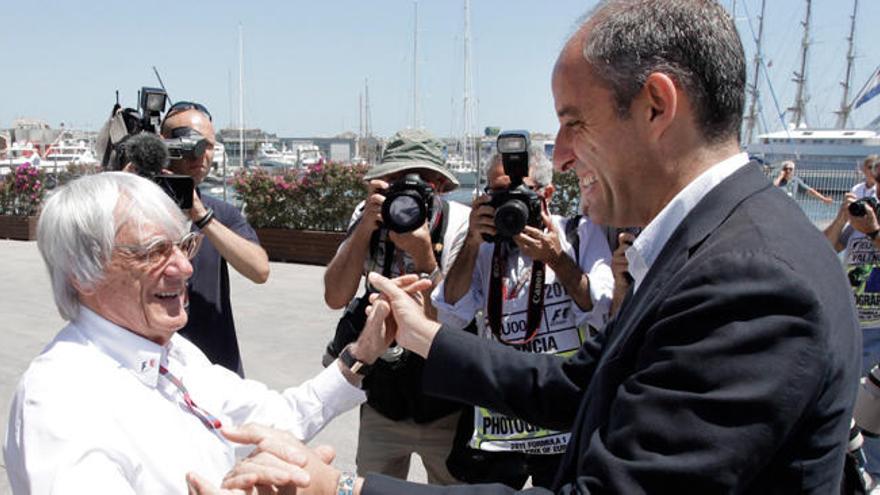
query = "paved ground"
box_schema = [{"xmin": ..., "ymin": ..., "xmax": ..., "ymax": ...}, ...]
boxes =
[{"xmin": 0, "ymin": 239, "xmax": 428, "ymax": 493}]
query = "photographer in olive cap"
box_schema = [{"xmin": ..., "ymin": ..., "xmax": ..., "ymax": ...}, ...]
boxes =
[{"xmin": 322, "ymin": 129, "xmax": 471, "ymax": 484}]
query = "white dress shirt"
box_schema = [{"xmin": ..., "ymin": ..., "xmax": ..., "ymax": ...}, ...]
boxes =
[
  {"xmin": 3, "ymin": 307, "xmax": 365, "ymax": 494},
  {"xmin": 626, "ymin": 152, "xmax": 750, "ymax": 293}
]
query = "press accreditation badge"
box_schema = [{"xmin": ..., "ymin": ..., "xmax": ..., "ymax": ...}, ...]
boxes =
[
  {"xmin": 845, "ymin": 235, "xmax": 880, "ymax": 327},
  {"xmin": 471, "ymin": 263, "xmax": 586, "ymax": 454}
]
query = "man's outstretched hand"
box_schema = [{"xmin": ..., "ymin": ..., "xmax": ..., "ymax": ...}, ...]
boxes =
[{"xmin": 367, "ymin": 273, "xmax": 442, "ymax": 358}]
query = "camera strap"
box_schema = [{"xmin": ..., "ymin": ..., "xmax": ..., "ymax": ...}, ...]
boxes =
[
  {"xmin": 487, "ymin": 242, "xmax": 546, "ymax": 345},
  {"xmin": 372, "ymin": 199, "xmax": 449, "ymax": 278}
]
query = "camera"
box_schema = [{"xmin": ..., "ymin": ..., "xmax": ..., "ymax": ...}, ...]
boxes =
[
  {"xmin": 855, "ymin": 363, "xmax": 880, "ymax": 436},
  {"xmin": 102, "ymin": 87, "xmax": 198, "ymax": 209},
  {"xmin": 483, "ymin": 130, "xmax": 543, "ymax": 242},
  {"xmin": 164, "ymin": 126, "xmax": 210, "ymax": 161},
  {"xmin": 381, "ymin": 173, "xmax": 435, "ymax": 234},
  {"xmin": 850, "ymin": 196, "xmax": 880, "ymax": 218}
]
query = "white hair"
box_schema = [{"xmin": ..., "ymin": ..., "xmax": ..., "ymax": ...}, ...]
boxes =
[
  {"xmin": 37, "ymin": 172, "xmax": 189, "ymax": 320},
  {"xmin": 527, "ymin": 144, "xmax": 553, "ymax": 187},
  {"xmin": 483, "ymin": 144, "xmax": 554, "ymax": 187}
]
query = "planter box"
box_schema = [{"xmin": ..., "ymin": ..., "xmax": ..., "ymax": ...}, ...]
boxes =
[
  {"xmin": 256, "ymin": 228, "xmax": 346, "ymax": 266},
  {"xmin": 0, "ymin": 215, "xmax": 38, "ymax": 241}
]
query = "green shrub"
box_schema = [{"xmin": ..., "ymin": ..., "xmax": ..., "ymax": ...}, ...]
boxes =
[
  {"xmin": 234, "ymin": 162, "xmax": 368, "ymax": 231},
  {"xmin": 0, "ymin": 163, "xmax": 46, "ymax": 216}
]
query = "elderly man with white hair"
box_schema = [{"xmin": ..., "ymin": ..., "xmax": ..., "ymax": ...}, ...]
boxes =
[{"xmin": 3, "ymin": 172, "xmax": 393, "ymax": 494}]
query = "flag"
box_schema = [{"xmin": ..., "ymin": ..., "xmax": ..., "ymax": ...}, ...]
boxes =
[{"xmin": 855, "ymin": 67, "xmax": 880, "ymax": 109}]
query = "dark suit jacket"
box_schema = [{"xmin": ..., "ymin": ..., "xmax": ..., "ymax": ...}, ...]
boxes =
[{"xmin": 362, "ymin": 163, "xmax": 861, "ymax": 494}]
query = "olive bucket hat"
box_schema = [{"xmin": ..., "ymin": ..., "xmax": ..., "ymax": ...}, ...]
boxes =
[{"xmin": 364, "ymin": 129, "xmax": 460, "ymax": 193}]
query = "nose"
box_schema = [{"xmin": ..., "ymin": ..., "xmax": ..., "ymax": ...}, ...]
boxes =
[
  {"xmin": 164, "ymin": 246, "xmax": 194, "ymax": 281},
  {"xmin": 552, "ymin": 127, "xmax": 574, "ymax": 173}
]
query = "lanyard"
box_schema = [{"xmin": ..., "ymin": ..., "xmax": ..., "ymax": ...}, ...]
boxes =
[
  {"xmin": 159, "ymin": 365, "xmax": 223, "ymax": 430},
  {"xmin": 487, "ymin": 242, "xmax": 546, "ymax": 345}
]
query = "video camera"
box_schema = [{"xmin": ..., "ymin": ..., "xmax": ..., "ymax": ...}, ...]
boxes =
[
  {"xmin": 850, "ymin": 197, "xmax": 880, "ymax": 218},
  {"xmin": 100, "ymin": 86, "xmax": 197, "ymax": 209},
  {"xmin": 380, "ymin": 173, "xmax": 435, "ymax": 234},
  {"xmin": 483, "ymin": 130, "xmax": 543, "ymax": 242}
]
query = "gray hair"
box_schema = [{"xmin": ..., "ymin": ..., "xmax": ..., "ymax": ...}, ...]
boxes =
[
  {"xmin": 580, "ymin": 0, "xmax": 745, "ymax": 143},
  {"xmin": 482, "ymin": 144, "xmax": 554, "ymax": 188},
  {"xmin": 37, "ymin": 172, "xmax": 189, "ymax": 320}
]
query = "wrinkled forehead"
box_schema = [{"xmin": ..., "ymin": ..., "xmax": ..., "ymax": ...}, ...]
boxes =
[{"xmin": 113, "ymin": 193, "xmax": 187, "ymax": 244}]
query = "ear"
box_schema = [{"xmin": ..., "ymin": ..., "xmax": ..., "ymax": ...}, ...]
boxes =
[{"xmin": 639, "ymin": 72, "xmax": 678, "ymax": 142}]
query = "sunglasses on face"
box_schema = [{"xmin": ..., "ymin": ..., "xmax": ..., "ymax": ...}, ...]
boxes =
[
  {"xmin": 164, "ymin": 101, "xmax": 213, "ymax": 122},
  {"xmin": 116, "ymin": 231, "xmax": 204, "ymax": 265},
  {"xmin": 783, "ymin": 167, "xmax": 793, "ymax": 172}
]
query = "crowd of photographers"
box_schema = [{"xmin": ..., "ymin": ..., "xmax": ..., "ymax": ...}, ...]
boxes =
[{"xmin": 4, "ymin": 0, "xmax": 880, "ymax": 492}]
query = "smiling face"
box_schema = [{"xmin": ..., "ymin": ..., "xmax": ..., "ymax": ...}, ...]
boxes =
[
  {"xmin": 551, "ymin": 33, "xmax": 645, "ymax": 227},
  {"xmin": 79, "ymin": 220, "xmax": 194, "ymax": 345}
]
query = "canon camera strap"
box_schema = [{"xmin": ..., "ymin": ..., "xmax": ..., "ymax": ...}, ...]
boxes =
[{"xmin": 487, "ymin": 242, "xmax": 547, "ymax": 345}]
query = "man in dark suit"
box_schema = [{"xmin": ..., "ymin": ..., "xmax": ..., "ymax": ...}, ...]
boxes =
[{"xmin": 188, "ymin": 1, "xmax": 860, "ymax": 494}]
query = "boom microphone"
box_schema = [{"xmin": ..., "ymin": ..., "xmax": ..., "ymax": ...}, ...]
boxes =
[{"xmin": 122, "ymin": 132, "xmax": 169, "ymax": 177}]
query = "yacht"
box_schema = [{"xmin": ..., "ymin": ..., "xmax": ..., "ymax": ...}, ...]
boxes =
[
  {"xmin": 41, "ymin": 139, "xmax": 97, "ymax": 172},
  {"xmin": 0, "ymin": 142, "xmax": 42, "ymax": 175},
  {"xmin": 291, "ymin": 144, "xmax": 323, "ymax": 168}
]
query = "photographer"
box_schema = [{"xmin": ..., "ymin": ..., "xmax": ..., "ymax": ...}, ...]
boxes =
[
  {"xmin": 825, "ymin": 172, "xmax": 880, "ymax": 479},
  {"xmin": 322, "ymin": 129, "xmax": 470, "ymax": 484},
  {"xmin": 434, "ymin": 144, "xmax": 613, "ymax": 489},
  {"xmin": 773, "ymin": 160, "xmax": 832, "ymax": 204},
  {"xmin": 158, "ymin": 102, "xmax": 269, "ymax": 377}
]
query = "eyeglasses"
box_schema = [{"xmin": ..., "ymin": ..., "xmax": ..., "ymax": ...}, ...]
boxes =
[
  {"xmin": 116, "ymin": 231, "xmax": 204, "ymax": 265},
  {"xmin": 164, "ymin": 101, "xmax": 213, "ymax": 122},
  {"xmin": 783, "ymin": 167, "xmax": 793, "ymax": 172}
]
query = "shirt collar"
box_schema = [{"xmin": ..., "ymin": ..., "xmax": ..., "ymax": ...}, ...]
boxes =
[
  {"xmin": 626, "ymin": 152, "xmax": 750, "ymax": 292},
  {"xmin": 71, "ymin": 306, "xmax": 168, "ymax": 388}
]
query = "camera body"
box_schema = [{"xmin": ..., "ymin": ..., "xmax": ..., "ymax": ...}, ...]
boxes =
[
  {"xmin": 164, "ymin": 127, "xmax": 210, "ymax": 161},
  {"xmin": 484, "ymin": 186, "xmax": 543, "ymax": 242},
  {"xmin": 482, "ymin": 130, "xmax": 543, "ymax": 242},
  {"xmin": 849, "ymin": 196, "xmax": 880, "ymax": 218},
  {"xmin": 381, "ymin": 173, "xmax": 435, "ymax": 234}
]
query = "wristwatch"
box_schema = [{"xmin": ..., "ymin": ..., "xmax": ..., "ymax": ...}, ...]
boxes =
[
  {"xmin": 868, "ymin": 229, "xmax": 880, "ymax": 240},
  {"xmin": 419, "ymin": 266, "xmax": 443, "ymax": 285},
  {"xmin": 339, "ymin": 345, "xmax": 373, "ymax": 376}
]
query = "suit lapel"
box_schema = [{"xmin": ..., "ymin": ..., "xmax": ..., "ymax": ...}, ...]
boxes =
[
  {"xmin": 555, "ymin": 163, "xmax": 774, "ymax": 488},
  {"xmin": 598, "ymin": 162, "xmax": 771, "ymax": 362}
]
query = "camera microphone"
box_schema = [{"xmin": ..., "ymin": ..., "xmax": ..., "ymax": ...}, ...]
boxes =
[{"xmin": 123, "ymin": 132, "xmax": 169, "ymax": 178}]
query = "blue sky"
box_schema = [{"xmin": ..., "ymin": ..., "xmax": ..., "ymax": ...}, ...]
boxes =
[{"xmin": 1, "ymin": 0, "xmax": 878, "ymax": 139}]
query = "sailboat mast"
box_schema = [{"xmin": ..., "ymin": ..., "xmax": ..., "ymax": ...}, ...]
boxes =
[
  {"xmin": 364, "ymin": 78, "xmax": 373, "ymax": 164},
  {"xmin": 238, "ymin": 23, "xmax": 245, "ymax": 171},
  {"xmin": 462, "ymin": 0, "xmax": 477, "ymax": 188},
  {"xmin": 412, "ymin": 1, "xmax": 419, "ymax": 129},
  {"xmin": 743, "ymin": 0, "xmax": 766, "ymax": 145},
  {"xmin": 835, "ymin": 0, "xmax": 858, "ymax": 129},
  {"xmin": 788, "ymin": 0, "xmax": 811, "ymax": 128}
]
